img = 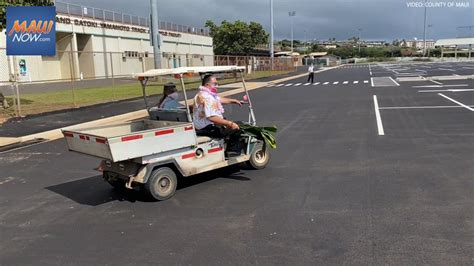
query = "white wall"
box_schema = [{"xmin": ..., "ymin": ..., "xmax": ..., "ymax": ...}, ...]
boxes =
[
  {"xmin": 0, "ymin": 26, "xmax": 55, "ymax": 83},
  {"xmin": 0, "ymin": 15, "xmax": 215, "ymax": 83},
  {"xmin": 0, "ymin": 31, "xmax": 9, "ymax": 83}
]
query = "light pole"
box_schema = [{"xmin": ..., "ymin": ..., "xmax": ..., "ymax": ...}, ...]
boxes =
[
  {"xmin": 150, "ymin": 0, "xmax": 162, "ymax": 68},
  {"xmin": 288, "ymin": 11, "xmax": 296, "ymax": 53},
  {"xmin": 270, "ymin": 0, "xmax": 274, "ymax": 69},
  {"xmin": 422, "ymin": 0, "xmax": 427, "ymax": 57},
  {"xmin": 358, "ymin": 28, "xmax": 362, "ymax": 55},
  {"xmin": 427, "ymin": 24, "xmax": 433, "ymax": 57}
]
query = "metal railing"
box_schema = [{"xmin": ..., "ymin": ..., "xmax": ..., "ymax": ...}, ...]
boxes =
[
  {"xmin": 0, "ymin": 48, "xmax": 295, "ymax": 120},
  {"xmin": 55, "ymin": 1, "xmax": 210, "ymax": 36}
]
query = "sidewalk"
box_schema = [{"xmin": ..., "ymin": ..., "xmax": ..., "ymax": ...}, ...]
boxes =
[{"xmin": 0, "ymin": 66, "xmax": 322, "ymax": 147}]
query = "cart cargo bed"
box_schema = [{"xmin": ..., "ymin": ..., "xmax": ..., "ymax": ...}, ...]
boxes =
[{"xmin": 62, "ymin": 120, "xmax": 196, "ymax": 162}]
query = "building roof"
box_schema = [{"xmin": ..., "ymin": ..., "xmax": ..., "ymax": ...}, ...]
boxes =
[
  {"xmin": 435, "ymin": 38, "xmax": 474, "ymax": 46},
  {"xmin": 309, "ymin": 52, "xmax": 328, "ymax": 57},
  {"xmin": 274, "ymin": 51, "xmax": 300, "ymax": 56}
]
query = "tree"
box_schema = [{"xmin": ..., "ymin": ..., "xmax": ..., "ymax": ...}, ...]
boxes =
[
  {"xmin": 205, "ymin": 20, "xmax": 269, "ymax": 55},
  {"xmin": 310, "ymin": 44, "xmax": 326, "ymax": 52},
  {"xmin": 348, "ymin": 36, "xmax": 359, "ymax": 45},
  {"xmin": 1, "ymin": 0, "xmax": 54, "ymax": 31}
]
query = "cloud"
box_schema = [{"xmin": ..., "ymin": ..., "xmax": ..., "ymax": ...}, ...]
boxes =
[{"xmin": 58, "ymin": 0, "xmax": 473, "ymax": 40}]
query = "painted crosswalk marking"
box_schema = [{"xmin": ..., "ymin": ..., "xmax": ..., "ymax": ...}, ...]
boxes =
[{"xmin": 271, "ymin": 80, "xmax": 372, "ymax": 87}]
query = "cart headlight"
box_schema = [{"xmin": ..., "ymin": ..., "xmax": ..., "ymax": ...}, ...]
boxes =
[{"xmin": 119, "ymin": 164, "xmax": 125, "ymax": 171}]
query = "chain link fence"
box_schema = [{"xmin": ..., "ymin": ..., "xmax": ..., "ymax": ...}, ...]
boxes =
[{"xmin": 0, "ymin": 48, "xmax": 295, "ymax": 122}]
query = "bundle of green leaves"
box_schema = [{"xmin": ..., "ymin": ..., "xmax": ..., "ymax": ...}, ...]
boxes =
[{"xmin": 240, "ymin": 124, "xmax": 277, "ymax": 149}]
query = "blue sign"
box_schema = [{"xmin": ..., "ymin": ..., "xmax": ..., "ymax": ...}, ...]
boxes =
[{"xmin": 6, "ymin": 6, "xmax": 56, "ymax": 56}]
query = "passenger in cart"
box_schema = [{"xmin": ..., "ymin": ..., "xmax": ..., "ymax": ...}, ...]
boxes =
[{"xmin": 158, "ymin": 83, "xmax": 183, "ymax": 110}]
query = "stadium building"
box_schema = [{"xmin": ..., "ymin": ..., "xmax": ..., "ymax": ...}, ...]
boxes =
[{"xmin": 0, "ymin": 1, "xmax": 214, "ymax": 83}]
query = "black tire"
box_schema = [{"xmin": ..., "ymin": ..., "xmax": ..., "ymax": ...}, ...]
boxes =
[
  {"xmin": 144, "ymin": 167, "xmax": 178, "ymax": 201},
  {"xmin": 246, "ymin": 141, "xmax": 270, "ymax": 170},
  {"xmin": 103, "ymin": 171, "xmax": 126, "ymax": 190}
]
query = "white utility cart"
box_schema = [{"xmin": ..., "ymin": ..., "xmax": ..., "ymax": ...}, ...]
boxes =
[{"xmin": 62, "ymin": 66, "xmax": 270, "ymax": 200}]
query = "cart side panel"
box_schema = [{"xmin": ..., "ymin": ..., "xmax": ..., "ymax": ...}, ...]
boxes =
[
  {"xmin": 108, "ymin": 124, "xmax": 197, "ymax": 162},
  {"xmin": 62, "ymin": 131, "xmax": 113, "ymax": 160}
]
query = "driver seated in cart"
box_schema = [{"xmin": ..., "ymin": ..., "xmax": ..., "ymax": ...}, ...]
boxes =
[{"xmin": 193, "ymin": 74, "xmax": 244, "ymax": 156}]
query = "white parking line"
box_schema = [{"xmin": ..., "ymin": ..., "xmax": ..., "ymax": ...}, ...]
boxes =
[
  {"xmin": 438, "ymin": 93, "xmax": 474, "ymax": 111},
  {"xmin": 389, "ymin": 77, "xmax": 400, "ymax": 86},
  {"xmin": 303, "ymin": 82, "xmax": 311, "ymax": 86},
  {"xmin": 419, "ymin": 89, "xmax": 474, "ymax": 93},
  {"xmin": 428, "ymin": 79, "xmax": 443, "ymax": 85},
  {"xmin": 294, "ymin": 83, "xmax": 302, "ymax": 86},
  {"xmin": 343, "ymin": 81, "xmax": 349, "ymax": 84},
  {"xmin": 276, "ymin": 84, "xmax": 285, "ymax": 87},
  {"xmin": 323, "ymin": 82, "xmax": 329, "ymax": 85},
  {"xmin": 373, "ymin": 95, "xmax": 385, "ymax": 136},
  {"xmin": 284, "ymin": 83, "xmax": 293, "ymax": 87},
  {"xmin": 333, "ymin": 81, "xmax": 339, "ymax": 85},
  {"xmin": 413, "ymin": 84, "xmax": 468, "ymax": 88},
  {"xmin": 353, "ymin": 81, "xmax": 359, "ymax": 84},
  {"xmin": 370, "ymin": 77, "xmax": 374, "ymax": 87},
  {"xmin": 364, "ymin": 80, "xmax": 369, "ymax": 84},
  {"xmin": 313, "ymin": 82, "xmax": 320, "ymax": 85},
  {"xmin": 379, "ymin": 105, "xmax": 474, "ymax": 110}
]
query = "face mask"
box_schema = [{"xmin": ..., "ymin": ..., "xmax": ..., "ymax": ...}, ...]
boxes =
[
  {"xmin": 209, "ymin": 84, "xmax": 218, "ymax": 94},
  {"xmin": 168, "ymin": 92, "xmax": 179, "ymax": 100}
]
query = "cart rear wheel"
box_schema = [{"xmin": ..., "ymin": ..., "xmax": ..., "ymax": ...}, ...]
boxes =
[
  {"xmin": 144, "ymin": 167, "xmax": 177, "ymax": 201},
  {"xmin": 246, "ymin": 141, "xmax": 270, "ymax": 170},
  {"xmin": 103, "ymin": 171, "xmax": 126, "ymax": 190}
]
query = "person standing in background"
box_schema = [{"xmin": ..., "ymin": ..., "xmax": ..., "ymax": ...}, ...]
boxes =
[{"xmin": 307, "ymin": 63, "xmax": 314, "ymax": 83}]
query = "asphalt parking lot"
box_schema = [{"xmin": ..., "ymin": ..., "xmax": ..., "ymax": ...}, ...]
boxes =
[
  {"xmin": 1, "ymin": 62, "xmax": 473, "ymax": 265},
  {"xmin": 369, "ymin": 61, "xmax": 474, "ymax": 77}
]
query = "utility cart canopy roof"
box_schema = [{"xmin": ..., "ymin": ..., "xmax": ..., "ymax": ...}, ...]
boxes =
[{"xmin": 135, "ymin": 66, "xmax": 246, "ymax": 78}]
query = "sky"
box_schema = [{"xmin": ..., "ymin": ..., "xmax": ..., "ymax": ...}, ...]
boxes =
[{"xmin": 58, "ymin": 0, "xmax": 473, "ymax": 41}]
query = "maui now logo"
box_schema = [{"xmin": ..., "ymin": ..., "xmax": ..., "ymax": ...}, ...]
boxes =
[
  {"xmin": 8, "ymin": 20, "xmax": 54, "ymax": 43},
  {"xmin": 6, "ymin": 6, "xmax": 56, "ymax": 56}
]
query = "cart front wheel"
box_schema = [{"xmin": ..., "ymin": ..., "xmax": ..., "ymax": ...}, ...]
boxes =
[
  {"xmin": 246, "ymin": 141, "xmax": 270, "ymax": 170},
  {"xmin": 145, "ymin": 167, "xmax": 177, "ymax": 201}
]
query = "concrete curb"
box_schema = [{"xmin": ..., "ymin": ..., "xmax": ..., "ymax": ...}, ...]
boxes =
[{"xmin": 0, "ymin": 66, "xmax": 338, "ymax": 148}]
